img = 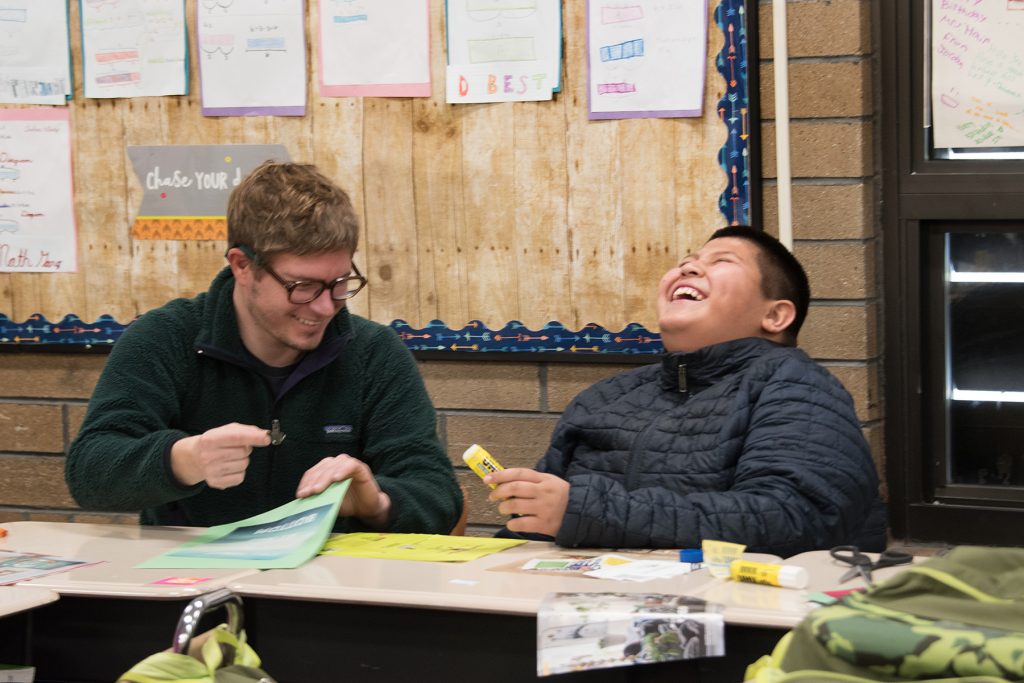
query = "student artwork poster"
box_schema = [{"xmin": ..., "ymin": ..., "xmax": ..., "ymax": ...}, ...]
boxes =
[
  {"xmin": 318, "ymin": 0, "xmax": 431, "ymax": 97},
  {"xmin": 79, "ymin": 0, "xmax": 188, "ymax": 99},
  {"xmin": 0, "ymin": 0, "xmax": 72, "ymax": 105},
  {"xmin": 587, "ymin": 0, "xmax": 708, "ymax": 119},
  {"xmin": 197, "ymin": 0, "xmax": 306, "ymax": 116},
  {"xmin": 444, "ymin": 0, "xmax": 561, "ymax": 103}
]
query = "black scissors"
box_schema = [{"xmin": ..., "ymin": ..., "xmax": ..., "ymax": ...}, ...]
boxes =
[{"xmin": 830, "ymin": 546, "xmax": 913, "ymax": 586}]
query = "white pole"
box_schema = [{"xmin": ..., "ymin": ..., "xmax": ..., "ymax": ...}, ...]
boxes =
[{"xmin": 772, "ymin": 0, "xmax": 794, "ymax": 250}]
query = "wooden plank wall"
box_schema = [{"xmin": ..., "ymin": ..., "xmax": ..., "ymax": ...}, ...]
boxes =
[{"xmin": 3, "ymin": 1, "xmax": 727, "ymax": 333}]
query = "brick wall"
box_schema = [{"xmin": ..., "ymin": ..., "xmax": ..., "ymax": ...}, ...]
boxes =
[
  {"xmin": 0, "ymin": 354, "xmax": 137, "ymax": 525},
  {"xmin": 0, "ymin": 353, "xmax": 637, "ymax": 532},
  {"xmin": 759, "ymin": 0, "xmax": 883, "ymax": 493},
  {"xmin": 0, "ymin": 351, "xmax": 880, "ymax": 535},
  {"xmin": 0, "ymin": 0, "xmax": 883, "ymax": 533}
]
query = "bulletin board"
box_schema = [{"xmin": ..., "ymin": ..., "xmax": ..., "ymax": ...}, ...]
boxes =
[{"xmin": 0, "ymin": 0, "xmax": 753, "ymax": 354}]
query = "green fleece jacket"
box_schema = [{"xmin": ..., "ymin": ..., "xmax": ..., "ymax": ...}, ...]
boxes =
[{"xmin": 66, "ymin": 268, "xmax": 461, "ymax": 533}]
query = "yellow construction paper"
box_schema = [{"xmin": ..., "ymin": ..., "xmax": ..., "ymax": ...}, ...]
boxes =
[{"xmin": 320, "ymin": 533, "xmax": 525, "ymax": 562}]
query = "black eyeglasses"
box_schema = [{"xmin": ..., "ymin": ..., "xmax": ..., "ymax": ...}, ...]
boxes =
[{"xmin": 235, "ymin": 244, "xmax": 368, "ymax": 304}]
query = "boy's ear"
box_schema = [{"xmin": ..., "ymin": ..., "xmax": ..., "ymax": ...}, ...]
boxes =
[{"xmin": 761, "ymin": 299, "xmax": 797, "ymax": 336}]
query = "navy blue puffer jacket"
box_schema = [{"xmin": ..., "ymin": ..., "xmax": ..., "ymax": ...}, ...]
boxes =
[{"xmin": 538, "ymin": 337, "xmax": 887, "ymax": 557}]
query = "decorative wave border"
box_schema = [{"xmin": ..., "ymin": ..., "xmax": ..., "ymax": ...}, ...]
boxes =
[
  {"xmin": 392, "ymin": 320, "xmax": 662, "ymax": 354},
  {"xmin": 0, "ymin": 314, "xmax": 664, "ymax": 355},
  {"xmin": 716, "ymin": 0, "xmax": 751, "ymax": 227},
  {"xmin": 1, "ymin": 1, "xmax": 744, "ymax": 355}
]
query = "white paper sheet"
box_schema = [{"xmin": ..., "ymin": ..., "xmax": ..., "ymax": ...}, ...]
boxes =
[
  {"xmin": 445, "ymin": 0, "xmax": 561, "ymax": 103},
  {"xmin": 0, "ymin": 0, "xmax": 72, "ymax": 105},
  {"xmin": 0, "ymin": 108, "xmax": 78, "ymax": 273},
  {"xmin": 587, "ymin": 0, "xmax": 707, "ymax": 119},
  {"xmin": 931, "ymin": 0, "xmax": 1024, "ymax": 148},
  {"xmin": 318, "ymin": 0, "xmax": 431, "ymax": 97},
  {"xmin": 80, "ymin": 0, "xmax": 188, "ymax": 99},
  {"xmin": 197, "ymin": 0, "xmax": 306, "ymax": 116}
]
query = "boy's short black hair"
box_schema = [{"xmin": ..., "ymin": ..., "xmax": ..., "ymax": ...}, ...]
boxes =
[{"xmin": 708, "ymin": 225, "xmax": 810, "ymax": 344}]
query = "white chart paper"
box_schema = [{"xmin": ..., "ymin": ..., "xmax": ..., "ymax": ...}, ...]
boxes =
[
  {"xmin": 444, "ymin": 0, "xmax": 561, "ymax": 103},
  {"xmin": 80, "ymin": 0, "xmax": 188, "ymax": 99},
  {"xmin": 587, "ymin": 0, "xmax": 707, "ymax": 119},
  {"xmin": 932, "ymin": 0, "xmax": 1024, "ymax": 148},
  {"xmin": 197, "ymin": 0, "xmax": 306, "ymax": 116},
  {"xmin": 0, "ymin": 109, "xmax": 77, "ymax": 273},
  {"xmin": 319, "ymin": 0, "xmax": 431, "ymax": 97},
  {"xmin": 0, "ymin": 0, "xmax": 72, "ymax": 105}
]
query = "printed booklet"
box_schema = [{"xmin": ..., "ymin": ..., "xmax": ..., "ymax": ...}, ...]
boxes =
[
  {"xmin": 537, "ymin": 592, "xmax": 725, "ymax": 676},
  {"xmin": 136, "ymin": 481, "xmax": 348, "ymax": 569},
  {"xmin": 0, "ymin": 550, "xmax": 100, "ymax": 585}
]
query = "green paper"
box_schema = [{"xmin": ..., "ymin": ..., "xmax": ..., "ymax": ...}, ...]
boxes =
[{"xmin": 137, "ymin": 481, "xmax": 349, "ymax": 569}]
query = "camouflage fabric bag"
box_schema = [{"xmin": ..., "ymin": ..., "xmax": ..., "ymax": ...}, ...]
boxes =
[
  {"xmin": 118, "ymin": 624, "xmax": 277, "ymax": 683},
  {"xmin": 746, "ymin": 546, "xmax": 1024, "ymax": 682}
]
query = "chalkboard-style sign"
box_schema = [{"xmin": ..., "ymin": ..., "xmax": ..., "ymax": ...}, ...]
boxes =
[{"xmin": 127, "ymin": 144, "xmax": 290, "ymax": 241}]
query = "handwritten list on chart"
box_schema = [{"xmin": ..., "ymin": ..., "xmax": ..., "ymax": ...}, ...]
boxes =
[
  {"xmin": 0, "ymin": 109, "xmax": 77, "ymax": 273},
  {"xmin": 932, "ymin": 0, "xmax": 1024, "ymax": 148}
]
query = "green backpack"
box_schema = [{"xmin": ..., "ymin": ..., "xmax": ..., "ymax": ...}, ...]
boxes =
[{"xmin": 746, "ymin": 546, "xmax": 1024, "ymax": 683}]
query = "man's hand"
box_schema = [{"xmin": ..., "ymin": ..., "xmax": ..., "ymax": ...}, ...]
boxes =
[
  {"xmin": 486, "ymin": 468, "xmax": 570, "ymax": 537},
  {"xmin": 171, "ymin": 423, "xmax": 271, "ymax": 489},
  {"xmin": 296, "ymin": 454, "xmax": 391, "ymax": 528}
]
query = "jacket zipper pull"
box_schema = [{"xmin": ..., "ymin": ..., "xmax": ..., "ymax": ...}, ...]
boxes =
[
  {"xmin": 677, "ymin": 362, "xmax": 687, "ymax": 393},
  {"xmin": 269, "ymin": 419, "xmax": 287, "ymax": 446}
]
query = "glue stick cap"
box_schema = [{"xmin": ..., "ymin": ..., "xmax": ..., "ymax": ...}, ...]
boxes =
[
  {"xmin": 679, "ymin": 549, "xmax": 703, "ymax": 563},
  {"xmin": 778, "ymin": 565, "xmax": 810, "ymax": 590}
]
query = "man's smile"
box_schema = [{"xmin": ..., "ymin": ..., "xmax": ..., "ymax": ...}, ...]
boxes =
[{"xmin": 294, "ymin": 316, "xmax": 323, "ymax": 326}]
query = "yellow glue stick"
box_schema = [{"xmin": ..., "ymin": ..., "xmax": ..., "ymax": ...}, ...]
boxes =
[
  {"xmin": 730, "ymin": 559, "xmax": 809, "ymax": 589},
  {"xmin": 462, "ymin": 444, "xmax": 505, "ymax": 489}
]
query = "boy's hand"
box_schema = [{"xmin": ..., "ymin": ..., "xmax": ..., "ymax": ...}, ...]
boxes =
[{"xmin": 486, "ymin": 468, "xmax": 569, "ymax": 537}]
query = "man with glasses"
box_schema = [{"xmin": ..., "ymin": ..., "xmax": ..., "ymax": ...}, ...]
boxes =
[{"xmin": 67, "ymin": 161, "xmax": 462, "ymax": 534}]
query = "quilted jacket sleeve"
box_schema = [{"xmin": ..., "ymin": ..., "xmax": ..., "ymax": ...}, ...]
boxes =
[{"xmin": 539, "ymin": 357, "xmax": 883, "ymax": 556}]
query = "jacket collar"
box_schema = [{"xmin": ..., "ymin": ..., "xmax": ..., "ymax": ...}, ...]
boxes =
[
  {"xmin": 194, "ymin": 267, "xmax": 352, "ymax": 373},
  {"xmin": 659, "ymin": 337, "xmax": 786, "ymax": 393}
]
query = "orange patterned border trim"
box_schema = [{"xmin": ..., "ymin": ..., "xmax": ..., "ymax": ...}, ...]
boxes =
[{"xmin": 132, "ymin": 217, "xmax": 226, "ymax": 241}]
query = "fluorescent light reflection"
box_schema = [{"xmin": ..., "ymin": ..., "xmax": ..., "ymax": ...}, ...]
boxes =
[
  {"xmin": 952, "ymin": 389, "xmax": 1024, "ymax": 403},
  {"xmin": 944, "ymin": 149, "xmax": 1024, "ymax": 160},
  {"xmin": 949, "ymin": 270, "xmax": 1024, "ymax": 283}
]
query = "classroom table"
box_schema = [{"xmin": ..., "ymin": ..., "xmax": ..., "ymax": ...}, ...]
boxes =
[
  {"xmin": 0, "ymin": 521, "xmax": 920, "ymax": 683},
  {"xmin": 683, "ymin": 548, "xmax": 919, "ymax": 631},
  {"xmin": 0, "ymin": 521, "xmax": 261, "ymax": 682},
  {"xmin": 0, "ymin": 585, "xmax": 58, "ymax": 618},
  {"xmin": 227, "ymin": 544, "xmax": 816, "ymax": 682},
  {"xmin": 0, "ymin": 585, "xmax": 59, "ymax": 667}
]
